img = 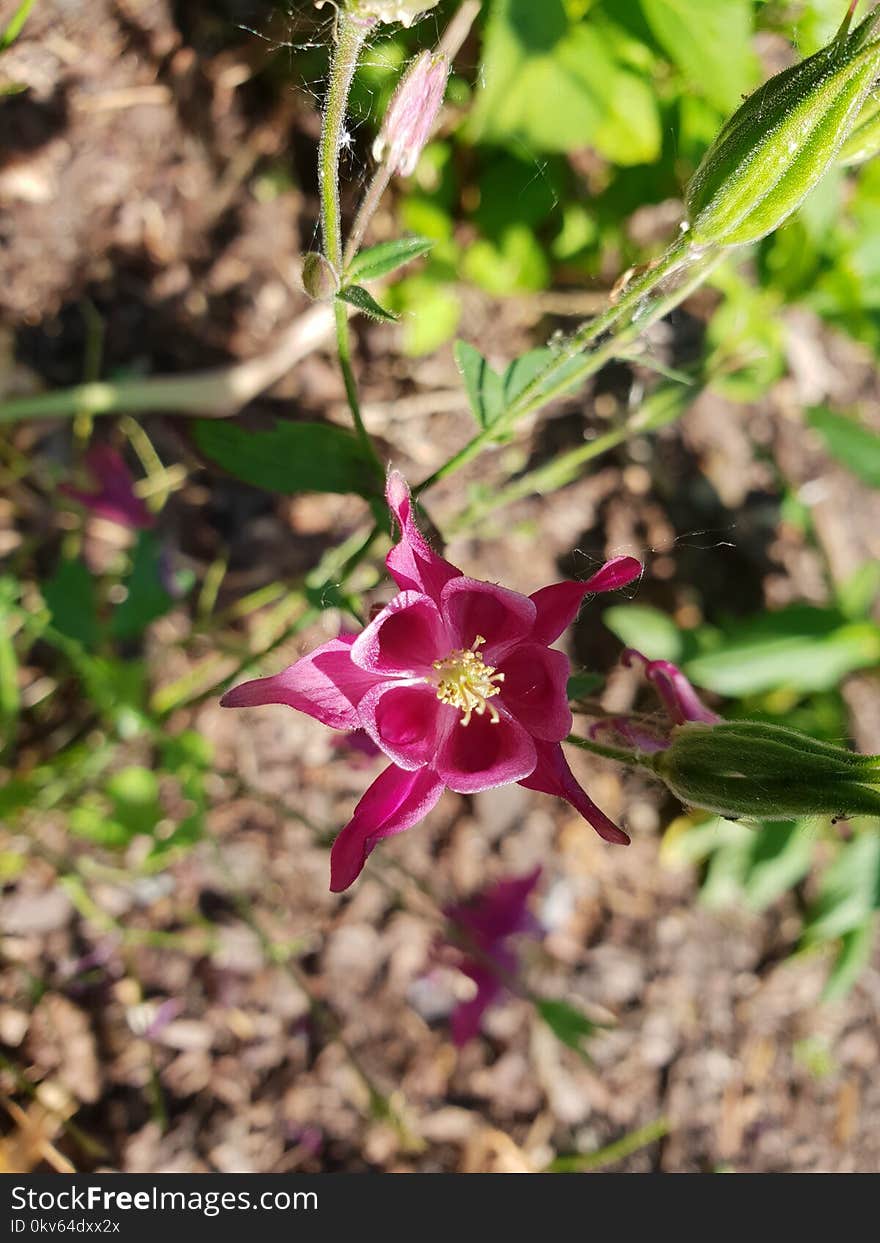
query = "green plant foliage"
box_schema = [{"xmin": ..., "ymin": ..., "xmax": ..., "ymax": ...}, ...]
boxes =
[
  {"xmin": 193, "ymin": 420, "xmax": 384, "ymax": 497},
  {"xmin": 346, "ymin": 236, "xmax": 434, "ymax": 283}
]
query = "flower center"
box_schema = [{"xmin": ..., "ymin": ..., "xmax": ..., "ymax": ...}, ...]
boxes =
[{"xmin": 432, "ymin": 636, "xmax": 504, "ymax": 727}]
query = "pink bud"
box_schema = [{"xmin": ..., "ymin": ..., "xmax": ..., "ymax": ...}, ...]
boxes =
[{"xmin": 373, "ymin": 51, "xmax": 450, "ymax": 177}]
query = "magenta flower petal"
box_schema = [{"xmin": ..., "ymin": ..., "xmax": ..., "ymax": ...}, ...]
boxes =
[
  {"xmin": 624, "ymin": 649, "xmax": 720, "ymax": 726},
  {"xmin": 440, "ymin": 577, "xmax": 536, "ymax": 661},
  {"xmin": 350, "ymin": 590, "xmax": 449, "ymax": 676},
  {"xmin": 436, "ymin": 706, "xmax": 537, "ymax": 793},
  {"xmin": 358, "ymin": 680, "xmax": 449, "ymax": 770},
  {"xmin": 61, "ymin": 445, "xmax": 155, "ymax": 531},
  {"xmin": 520, "ymin": 740, "xmax": 630, "ymax": 845},
  {"xmin": 220, "ymin": 637, "xmax": 383, "ymax": 730},
  {"xmin": 385, "ymin": 471, "xmax": 461, "ymax": 603},
  {"xmin": 529, "ymin": 556, "xmax": 642, "ymax": 646},
  {"xmin": 329, "ymin": 763, "xmax": 445, "ymax": 892},
  {"xmin": 497, "ymin": 643, "xmax": 573, "ymax": 742},
  {"xmin": 447, "ymin": 866, "xmax": 542, "ymax": 944},
  {"xmin": 449, "ymin": 963, "xmax": 504, "ymax": 1047}
]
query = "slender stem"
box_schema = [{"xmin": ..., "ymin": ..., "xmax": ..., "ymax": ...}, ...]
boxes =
[
  {"xmin": 566, "ymin": 733, "xmax": 645, "ymax": 767},
  {"xmin": 344, "ymin": 163, "xmax": 393, "ymax": 268},
  {"xmin": 334, "ymin": 300, "xmax": 384, "ymax": 472},
  {"xmin": 318, "ymin": 14, "xmax": 385, "ymax": 472},
  {"xmin": 416, "ymin": 244, "xmax": 723, "ymax": 496},
  {"xmin": 319, "ymin": 14, "xmax": 367, "ymax": 275}
]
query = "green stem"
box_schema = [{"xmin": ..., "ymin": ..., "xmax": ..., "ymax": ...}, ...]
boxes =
[
  {"xmin": 416, "ymin": 242, "xmax": 721, "ymax": 496},
  {"xmin": 335, "ymin": 301, "xmax": 384, "ymax": 473},
  {"xmin": 549, "ymin": 1117, "xmax": 670, "ymax": 1173},
  {"xmin": 344, "ymin": 163, "xmax": 393, "ymax": 268},
  {"xmin": 318, "ymin": 14, "xmax": 384, "ymax": 473},
  {"xmin": 319, "ymin": 15, "xmax": 367, "ymax": 275},
  {"xmin": 566, "ymin": 732, "xmax": 644, "ymax": 767}
]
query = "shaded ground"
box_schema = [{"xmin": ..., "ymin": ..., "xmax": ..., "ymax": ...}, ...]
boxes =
[{"xmin": 1, "ymin": 0, "xmax": 880, "ymax": 1174}]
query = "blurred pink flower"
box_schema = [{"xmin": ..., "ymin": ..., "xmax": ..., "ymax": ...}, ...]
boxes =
[
  {"xmin": 590, "ymin": 648, "xmax": 720, "ymax": 753},
  {"xmin": 444, "ymin": 867, "xmax": 542, "ymax": 1046},
  {"xmin": 222, "ymin": 472, "xmax": 641, "ymax": 891},
  {"xmin": 60, "ymin": 444, "xmax": 154, "ymax": 531}
]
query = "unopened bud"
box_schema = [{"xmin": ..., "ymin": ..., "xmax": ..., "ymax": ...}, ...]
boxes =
[
  {"xmin": 301, "ymin": 251, "xmax": 340, "ymax": 300},
  {"xmin": 686, "ymin": 5, "xmax": 880, "ymax": 246},
  {"xmin": 373, "ymin": 51, "xmax": 450, "ymax": 176},
  {"xmin": 653, "ymin": 720, "xmax": 880, "ymax": 820}
]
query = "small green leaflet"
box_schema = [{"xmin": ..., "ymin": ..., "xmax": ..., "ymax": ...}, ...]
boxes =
[
  {"xmin": 346, "ymin": 236, "xmax": 434, "ymax": 284},
  {"xmin": 337, "ymin": 285, "xmax": 398, "ymax": 322},
  {"xmin": 536, "ymin": 998, "xmax": 602, "ymax": 1061},
  {"xmin": 455, "ymin": 342, "xmax": 584, "ymax": 433}
]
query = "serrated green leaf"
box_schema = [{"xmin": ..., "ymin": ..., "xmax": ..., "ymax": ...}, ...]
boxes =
[
  {"xmin": 337, "ymin": 284, "xmax": 398, "ymax": 322},
  {"xmin": 347, "ymin": 236, "xmax": 434, "ymax": 283},
  {"xmin": 194, "ymin": 420, "xmax": 383, "ymax": 498}
]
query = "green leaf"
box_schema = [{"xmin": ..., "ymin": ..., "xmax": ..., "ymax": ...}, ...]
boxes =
[
  {"xmin": 43, "ymin": 559, "xmax": 98, "ymax": 648},
  {"xmin": 803, "ymin": 830, "xmax": 880, "ymax": 945},
  {"xmin": 823, "ymin": 916, "xmax": 877, "ymax": 1001},
  {"xmin": 684, "ymin": 608, "xmax": 880, "ymax": 696},
  {"xmin": 194, "ymin": 419, "xmax": 383, "ymax": 498},
  {"xmin": 602, "ymin": 605, "xmax": 684, "ymax": 663},
  {"xmin": 536, "ymin": 998, "xmax": 601, "ymax": 1059},
  {"xmin": 346, "ymin": 236, "xmax": 434, "ymax": 283},
  {"xmin": 0, "ymin": 577, "xmax": 20, "ymax": 750},
  {"xmin": 0, "ymin": 0, "xmax": 37, "ymax": 52},
  {"xmin": 743, "ymin": 821, "xmax": 815, "ymax": 912},
  {"xmin": 807, "ymin": 405, "xmax": 880, "ymax": 489},
  {"xmin": 111, "ymin": 531, "xmax": 176, "ymax": 641},
  {"xmin": 454, "ymin": 342, "xmax": 505, "ymax": 430},
  {"xmin": 638, "ymin": 0, "xmax": 757, "ymax": 113},
  {"xmin": 471, "ymin": 0, "xmax": 661, "ymax": 163},
  {"xmin": 336, "ymin": 285, "xmax": 398, "ymax": 322},
  {"xmin": 567, "ymin": 671, "xmax": 603, "ymax": 701}
]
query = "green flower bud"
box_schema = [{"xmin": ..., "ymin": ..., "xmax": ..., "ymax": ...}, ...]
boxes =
[
  {"xmin": 301, "ymin": 252, "xmax": 340, "ymax": 300},
  {"xmin": 686, "ymin": 5, "xmax": 880, "ymax": 247},
  {"xmin": 839, "ymin": 92, "xmax": 880, "ymax": 164},
  {"xmin": 653, "ymin": 721, "xmax": 880, "ymax": 820}
]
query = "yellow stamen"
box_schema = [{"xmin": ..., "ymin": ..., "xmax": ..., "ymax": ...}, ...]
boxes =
[{"xmin": 432, "ymin": 635, "xmax": 504, "ymax": 727}]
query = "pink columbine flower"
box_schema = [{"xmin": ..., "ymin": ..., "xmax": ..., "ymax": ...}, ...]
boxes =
[
  {"xmin": 590, "ymin": 648, "xmax": 720, "ymax": 753},
  {"xmin": 60, "ymin": 444, "xmax": 155, "ymax": 531},
  {"xmin": 221, "ymin": 472, "xmax": 642, "ymax": 891},
  {"xmin": 443, "ymin": 867, "xmax": 542, "ymax": 1046},
  {"xmin": 373, "ymin": 51, "xmax": 450, "ymax": 177}
]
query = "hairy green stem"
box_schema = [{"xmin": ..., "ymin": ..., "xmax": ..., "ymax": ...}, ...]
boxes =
[
  {"xmin": 566, "ymin": 733, "xmax": 645, "ymax": 767},
  {"xmin": 318, "ymin": 14, "xmax": 384, "ymax": 472}
]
